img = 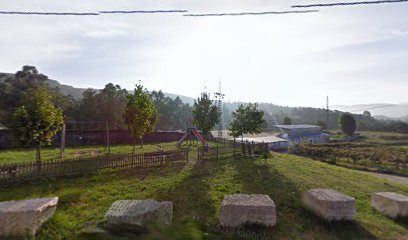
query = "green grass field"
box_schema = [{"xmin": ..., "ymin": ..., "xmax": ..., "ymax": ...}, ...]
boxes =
[
  {"xmin": 0, "ymin": 142, "xmax": 186, "ymax": 164},
  {"xmin": 1, "ymin": 151, "xmax": 408, "ymax": 240}
]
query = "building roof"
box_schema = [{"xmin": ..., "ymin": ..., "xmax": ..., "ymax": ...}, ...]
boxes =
[
  {"xmin": 241, "ymin": 135, "xmax": 287, "ymax": 143},
  {"xmin": 273, "ymin": 125, "xmax": 320, "ymax": 130}
]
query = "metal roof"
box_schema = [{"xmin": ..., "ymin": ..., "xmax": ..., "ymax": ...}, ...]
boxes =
[{"xmin": 273, "ymin": 125, "xmax": 320, "ymax": 130}]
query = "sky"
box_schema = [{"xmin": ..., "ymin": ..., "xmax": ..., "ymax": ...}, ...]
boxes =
[{"xmin": 0, "ymin": 0, "xmax": 407, "ymax": 108}]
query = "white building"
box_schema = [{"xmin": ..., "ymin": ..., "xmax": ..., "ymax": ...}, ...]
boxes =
[{"xmin": 273, "ymin": 125, "xmax": 330, "ymax": 146}]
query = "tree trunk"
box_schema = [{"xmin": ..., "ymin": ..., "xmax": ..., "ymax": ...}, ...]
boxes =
[
  {"xmin": 241, "ymin": 135, "xmax": 245, "ymax": 156},
  {"xmin": 140, "ymin": 137, "xmax": 144, "ymax": 149},
  {"xmin": 36, "ymin": 143, "xmax": 42, "ymax": 174},
  {"xmin": 233, "ymin": 137, "xmax": 236, "ymax": 159},
  {"xmin": 132, "ymin": 139, "xmax": 136, "ymax": 154},
  {"xmin": 36, "ymin": 143, "xmax": 41, "ymax": 162}
]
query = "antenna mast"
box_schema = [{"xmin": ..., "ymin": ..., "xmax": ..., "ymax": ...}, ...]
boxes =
[
  {"xmin": 326, "ymin": 96, "xmax": 329, "ymax": 129},
  {"xmin": 214, "ymin": 80, "xmax": 225, "ymax": 138}
]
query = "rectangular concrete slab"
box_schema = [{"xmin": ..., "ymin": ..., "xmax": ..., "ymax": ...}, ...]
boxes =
[
  {"xmin": 220, "ymin": 194, "xmax": 276, "ymax": 227},
  {"xmin": 372, "ymin": 192, "xmax": 408, "ymax": 218},
  {"xmin": 106, "ymin": 200, "xmax": 172, "ymax": 225},
  {"xmin": 302, "ymin": 189, "xmax": 355, "ymax": 221},
  {"xmin": 0, "ymin": 197, "xmax": 58, "ymax": 237}
]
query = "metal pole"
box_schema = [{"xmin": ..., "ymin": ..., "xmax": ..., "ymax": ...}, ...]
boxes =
[
  {"xmin": 60, "ymin": 123, "xmax": 66, "ymax": 158},
  {"xmin": 106, "ymin": 121, "xmax": 111, "ymax": 154}
]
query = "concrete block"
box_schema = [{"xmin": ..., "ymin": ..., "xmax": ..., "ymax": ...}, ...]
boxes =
[
  {"xmin": 220, "ymin": 194, "xmax": 276, "ymax": 227},
  {"xmin": 372, "ymin": 192, "xmax": 408, "ymax": 218},
  {"xmin": 106, "ymin": 200, "xmax": 172, "ymax": 225},
  {"xmin": 0, "ymin": 197, "xmax": 58, "ymax": 237},
  {"xmin": 302, "ymin": 189, "xmax": 355, "ymax": 221}
]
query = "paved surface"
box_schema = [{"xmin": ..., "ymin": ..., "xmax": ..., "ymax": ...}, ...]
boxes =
[{"xmin": 369, "ymin": 172, "xmax": 408, "ymax": 186}]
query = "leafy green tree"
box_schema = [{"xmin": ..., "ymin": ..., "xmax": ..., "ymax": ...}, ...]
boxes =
[
  {"xmin": 192, "ymin": 92, "xmax": 220, "ymax": 134},
  {"xmin": 363, "ymin": 111, "xmax": 371, "ymax": 118},
  {"xmin": 76, "ymin": 83, "xmax": 127, "ymax": 129},
  {"xmin": 13, "ymin": 87, "xmax": 64, "ymax": 162},
  {"xmin": 283, "ymin": 117, "xmax": 292, "ymax": 125},
  {"xmin": 316, "ymin": 120, "xmax": 328, "ymax": 130},
  {"xmin": 339, "ymin": 113, "xmax": 356, "ymax": 136},
  {"xmin": 228, "ymin": 103, "xmax": 265, "ymax": 154},
  {"xmin": 123, "ymin": 84, "xmax": 159, "ymax": 152}
]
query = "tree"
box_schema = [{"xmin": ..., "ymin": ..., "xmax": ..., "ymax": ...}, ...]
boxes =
[
  {"xmin": 192, "ymin": 92, "xmax": 220, "ymax": 134},
  {"xmin": 363, "ymin": 111, "xmax": 371, "ymax": 118},
  {"xmin": 76, "ymin": 83, "xmax": 127, "ymax": 129},
  {"xmin": 123, "ymin": 84, "xmax": 158, "ymax": 152},
  {"xmin": 228, "ymin": 103, "xmax": 265, "ymax": 155},
  {"xmin": 339, "ymin": 113, "xmax": 356, "ymax": 136},
  {"xmin": 316, "ymin": 120, "xmax": 328, "ymax": 130},
  {"xmin": 13, "ymin": 87, "xmax": 63, "ymax": 162},
  {"xmin": 283, "ymin": 117, "xmax": 292, "ymax": 125}
]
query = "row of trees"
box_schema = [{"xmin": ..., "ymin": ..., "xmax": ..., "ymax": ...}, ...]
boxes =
[{"xmin": 2, "ymin": 66, "xmax": 267, "ymax": 161}]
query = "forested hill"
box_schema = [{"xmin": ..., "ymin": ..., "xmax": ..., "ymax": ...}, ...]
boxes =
[
  {"xmin": 0, "ymin": 72, "xmax": 195, "ymax": 105},
  {"xmin": 2, "ymin": 69, "xmax": 408, "ymax": 132}
]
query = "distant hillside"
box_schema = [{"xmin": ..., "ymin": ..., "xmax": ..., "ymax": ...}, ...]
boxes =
[
  {"xmin": 332, "ymin": 104, "xmax": 408, "ymax": 119},
  {"xmin": 1, "ymin": 72, "xmax": 196, "ymax": 104}
]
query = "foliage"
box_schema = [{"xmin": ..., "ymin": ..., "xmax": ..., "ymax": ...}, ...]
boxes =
[
  {"xmin": 316, "ymin": 120, "xmax": 327, "ymax": 130},
  {"xmin": 228, "ymin": 103, "xmax": 265, "ymax": 139},
  {"xmin": 76, "ymin": 83, "xmax": 128, "ymax": 129},
  {"xmin": 290, "ymin": 143, "xmax": 408, "ymax": 175},
  {"xmin": 0, "ymin": 66, "xmax": 71, "ymax": 126},
  {"xmin": 339, "ymin": 113, "xmax": 357, "ymax": 136},
  {"xmin": 192, "ymin": 92, "xmax": 220, "ymax": 134},
  {"xmin": 123, "ymin": 84, "xmax": 159, "ymax": 149},
  {"xmin": 150, "ymin": 90, "xmax": 192, "ymax": 130},
  {"xmin": 12, "ymin": 87, "xmax": 64, "ymax": 161},
  {"xmin": 283, "ymin": 117, "xmax": 292, "ymax": 125}
]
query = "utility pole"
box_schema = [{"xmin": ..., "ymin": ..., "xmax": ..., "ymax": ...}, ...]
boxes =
[{"xmin": 326, "ymin": 96, "xmax": 329, "ymax": 129}]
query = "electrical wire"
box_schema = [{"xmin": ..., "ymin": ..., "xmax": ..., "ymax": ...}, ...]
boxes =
[
  {"xmin": 292, "ymin": 0, "xmax": 408, "ymax": 8},
  {"xmin": 0, "ymin": 11, "xmax": 98, "ymax": 15},
  {"xmin": 183, "ymin": 10, "xmax": 319, "ymax": 17}
]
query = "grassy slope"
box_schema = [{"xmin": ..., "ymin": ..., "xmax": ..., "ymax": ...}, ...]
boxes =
[
  {"xmin": 0, "ymin": 142, "xmax": 183, "ymax": 164},
  {"xmin": 1, "ymin": 152, "xmax": 408, "ymax": 240}
]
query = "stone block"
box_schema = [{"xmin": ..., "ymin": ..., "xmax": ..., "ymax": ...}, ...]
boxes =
[
  {"xmin": 372, "ymin": 192, "xmax": 408, "ymax": 218},
  {"xmin": 0, "ymin": 197, "xmax": 58, "ymax": 237},
  {"xmin": 219, "ymin": 194, "xmax": 276, "ymax": 227},
  {"xmin": 302, "ymin": 189, "xmax": 355, "ymax": 221},
  {"xmin": 106, "ymin": 200, "xmax": 172, "ymax": 225}
]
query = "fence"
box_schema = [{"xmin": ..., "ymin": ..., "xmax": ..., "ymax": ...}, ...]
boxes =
[
  {"xmin": 198, "ymin": 146, "xmax": 235, "ymax": 161},
  {"xmin": 198, "ymin": 142, "xmax": 269, "ymax": 161},
  {"xmin": 0, "ymin": 150, "xmax": 189, "ymax": 184}
]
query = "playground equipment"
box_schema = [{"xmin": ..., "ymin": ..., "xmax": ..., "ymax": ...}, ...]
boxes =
[{"xmin": 176, "ymin": 127, "xmax": 209, "ymax": 147}]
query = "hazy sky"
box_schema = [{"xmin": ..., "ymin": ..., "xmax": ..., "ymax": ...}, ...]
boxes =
[{"xmin": 0, "ymin": 0, "xmax": 407, "ymax": 108}]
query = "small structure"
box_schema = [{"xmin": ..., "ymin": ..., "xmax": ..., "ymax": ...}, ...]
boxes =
[
  {"xmin": 302, "ymin": 189, "xmax": 355, "ymax": 221},
  {"xmin": 0, "ymin": 197, "xmax": 58, "ymax": 237},
  {"xmin": 273, "ymin": 125, "xmax": 330, "ymax": 146},
  {"xmin": 106, "ymin": 200, "xmax": 173, "ymax": 225},
  {"xmin": 372, "ymin": 192, "xmax": 408, "ymax": 218},
  {"xmin": 176, "ymin": 127, "xmax": 208, "ymax": 147},
  {"xmin": 219, "ymin": 194, "xmax": 276, "ymax": 227}
]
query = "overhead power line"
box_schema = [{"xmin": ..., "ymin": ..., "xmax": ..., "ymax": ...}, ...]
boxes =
[
  {"xmin": 348, "ymin": 103, "xmax": 408, "ymax": 113},
  {"xmin": 99, "ymin": 10, "xmax": 188, "ymax": 14},
  {"xmin": 0, "ymin": 9, "xmax": 188, "ymax": 16},
  {"xmin": 292, "ymin": 0, "xmax": 408, "ymax": 8},
  {"xmin": 0, "ymin": 11, "xmax": 99, "ymax": 16},
  {"xmin": 183, "ymin": 10, "xmax": 319, "ymax": 17}
]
